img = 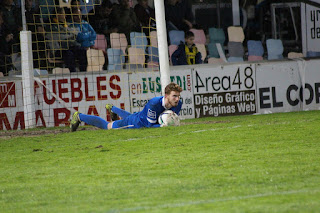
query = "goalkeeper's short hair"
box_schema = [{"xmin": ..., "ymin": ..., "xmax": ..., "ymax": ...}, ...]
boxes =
[{"xmin": 165, "ymin": 83, "xmax": 182, "ymax": 95}]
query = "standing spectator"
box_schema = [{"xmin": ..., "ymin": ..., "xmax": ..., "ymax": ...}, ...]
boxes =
[
  {"xmin": 171, "ymin": 31, "xmax": 202, "ymax": 66},
  {"xmin": 88, "ymin": 0, "xmax": 116, "ymax": 43},
  {"xmin": 111, "ymin": 0, "xmax": 140, "ymax": 42},
  {"xmin": 134, "ymin": 0, "xmax": 156, "ymax": 29},
  {"xmin": 70, "ymin": 7, "xmax": 96, "ymax": 49},
  {"xmin": 0, "ymin": 0, "xmax": 22, "ymax": 53},
  {"xmin": 165, "ymin": 0, "xmax": 193, "ymax": 32},
  {"xmin": 0, "ymin": 11, "xmax": 15, "ymax": 76},
  {"xmin": 45, "ymin": 7, "xmax": 87, "ymax": 72}
]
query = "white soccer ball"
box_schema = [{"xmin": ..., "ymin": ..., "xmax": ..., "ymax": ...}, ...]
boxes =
[{"xmin": 158, "ymin": 110, "xmax": 180, "ymax": 126}]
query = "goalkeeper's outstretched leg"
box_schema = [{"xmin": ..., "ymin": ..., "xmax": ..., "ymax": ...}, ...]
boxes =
[{"xmin": 70, "ymin": 83, "xmax": 183, "ymax": 132}]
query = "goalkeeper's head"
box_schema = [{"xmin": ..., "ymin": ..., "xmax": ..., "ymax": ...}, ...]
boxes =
[{"xmin": 164, "ymin": 83, "xmax": 183, "ymax": 108}]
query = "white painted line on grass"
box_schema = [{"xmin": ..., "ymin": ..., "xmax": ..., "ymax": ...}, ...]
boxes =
[{"xmin": 107, "ymin": 188, "xmax": 320, "ymax": 213}]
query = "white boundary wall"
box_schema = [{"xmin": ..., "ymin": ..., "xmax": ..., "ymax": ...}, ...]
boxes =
[{"xmin": 1, "ymin": 59, "xmax": 320, "ymax": 130}]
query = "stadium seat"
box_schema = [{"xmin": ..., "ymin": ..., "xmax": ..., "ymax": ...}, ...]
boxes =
[
  {"xmin": 247, "ymin": 40, "xmax": 264, "ymax": 57},
  {"xmin": 208, "ymin": 28, "xmax": 225, "ymax": 44},
  {"xmin": 227, "ymin": 26, "xmax": 245, "ymax": 43},
  {"xmin": 195, "ymin": 43, "xmax": 207, "ymax": 62},
  {"xmin": 130, "ymin": 32, "xmax": 148, "ymax": 52},
  {"xmin": 169, "ymin": 30, "xmax": 185, "ymax": 45},
  {"xmin": 149, "ymin": 31, "xmax": 158, "ymax": 47},
  {"xmin": 227, "ymin": 57, "xmax": 244, "ymax": 62},
  {"xmin": 168, "ymin": 45, "xmax": 178, "ymax": 65},
  {"xmin": 127, "ymin": 47, "xmax": 145, "ymax": 69},
  {"xmin": 288, "ymin": 52, "xmax": 304, "ymax": 59},
  {"xmin": 147, "ymin": 46, "xmax": 159, "ymax": 63},
  {"xmin": 207, "ymin": 57, "xmax": 225, "ymax": 64},
  {"xmin": 107, "ymin": 48, "xmax": 125, "ymax": 71},
  {"xmin": 228, "ymin": 42, "xmax": 244, "ymax": 58},
  {"xmin": 266, "ymin": 39, "xmax": 284, "ymax": 60},
  {"xmin": 93, "ymin": 34, "xmax": 108, "ymax": 53},
  {"xmin": 207, "ymin": 43, "xmax": 224, "ymax": 58},
  {"xmin": 190, "ymin": 28, "xmax": 206, "ymax": 45},
  {"xmin": 110, "ymin": 33, "xmax": 128, "ymax": 55},
  {"xmin": 52, "ymin": 67, "xmax": 70, "ymax": 74},
  {"xmin": 33, "ymin": 69, "xmax": 49, "ymax": 76},
  {"xmin": 87, "ymin": 49, "xmax": 105, "ymax": 72},
  {"xmin": 248, "ymin": 55, "xmax": 263, "ymax": 61},
  {"xmin": 207, "ymin": 28, "xmax": 225, "ymax": 59}
]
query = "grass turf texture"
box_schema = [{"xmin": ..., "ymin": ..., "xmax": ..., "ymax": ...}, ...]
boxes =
[{"xmin": 0, "ymin": 111, "xmax": 320, "ymax": 212}]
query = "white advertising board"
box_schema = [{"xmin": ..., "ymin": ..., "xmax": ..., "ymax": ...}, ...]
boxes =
[
  {"xmin": 302, "ymin": 59, "xmax": 320, "ymax": 110},
  {"xmin": 256, "ymin": 61, "xmax": 302, "ymax": 114},
  {"xmin": 128, "ymin": 69, "xmax": 194, "ymax": 119},
  {"xmin": 301, "ymin": 2, "xmax": 320, "ymax": 54},
  {"xmin": 0, "ymin": 73, "xmax": 130, "ymax": 130},
  {"xmin": 2, "ymin": 59, "xmax": 320, "ymax": 131},
  {"xmin": 192, "ymin": 64, "xmax": 256, "ymax": 118}
]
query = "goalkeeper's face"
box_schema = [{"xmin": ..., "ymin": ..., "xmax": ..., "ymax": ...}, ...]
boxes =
[{"xmin": 165, "ymin": 91, "xmax": 181, "ymax": 108}]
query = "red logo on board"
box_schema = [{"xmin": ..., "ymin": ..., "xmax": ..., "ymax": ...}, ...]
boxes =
[{"xmin": 0, "ymin": 82, "xmax": 16, "ymax": 108}]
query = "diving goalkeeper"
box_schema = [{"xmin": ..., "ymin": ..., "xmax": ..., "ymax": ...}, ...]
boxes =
[{"xmin": 70, "ymin": 83, "xmax": 183, "ymax": 131}]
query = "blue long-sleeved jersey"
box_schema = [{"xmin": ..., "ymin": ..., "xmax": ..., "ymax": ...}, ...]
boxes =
[{"xmin": 112, "ymin": 96, "xmax": 182, "ymax": 129}]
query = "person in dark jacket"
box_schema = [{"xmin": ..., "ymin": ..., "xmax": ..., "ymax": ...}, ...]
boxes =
[
  {"xmin": 134, "ymin": 0, "xmax": 156, "ymax": 29},
  {"xmin": 171, "ymin": 31, "xmax": 202, "ymax": 66},
  {"xmin": 0, "ymin": 11, "xmax": 15, "ymax": 75},
  {"xmin": 165, "ymin": 0, "xmax": 193, "ymax": 32},
  {"xmin": 111, "ymin": 0, "xmax": 140, "ymax": 42},
  {"xmin": 45, "ymin": 7, "xmax": 87, "ymax": 72}
]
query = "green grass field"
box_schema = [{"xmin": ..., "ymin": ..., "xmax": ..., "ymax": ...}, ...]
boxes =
[{"xmin": 1, "ymin": 111, "xmax": 320, "ymax": 212}]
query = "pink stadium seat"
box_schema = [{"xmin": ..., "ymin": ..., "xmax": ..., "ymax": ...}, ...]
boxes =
[
  {"xmin": 128, "ymin": 47, "xmax": 145, "ymax": 68},
  {"xmin": 207, "ymin": 57, "xmax": 225, "ymax": 64},
  {"xmin": 190, "ymin": 29, "xmax": 206, "ymax": 45},
  {"xmin": 110, "ymin": 33, "xmax": 128, "ymax": 55},
  {"xmin": 94, "ymin": 34, "xmax": 107, "ymax": 53},
  {"xmin": 168, "ymin": 45, "xmax": 178, "ymax": 65},
  {"xmin": 248, "ymin": 55, "xmax": 263, "ymax": 61},
  {"xmin": 227, "ymin": 26, "xmax": 245, "ymax": 43},
  {"xmin": 195, "ymin": 43, "xmax": 207, "ymax": 62},
  {"xmin": 149, "ymin": 31, "xmax": 158, "ymax": 47},
  {"xmin": 147, "ymin": 61, "xmax": 159, "ymax": 70}
]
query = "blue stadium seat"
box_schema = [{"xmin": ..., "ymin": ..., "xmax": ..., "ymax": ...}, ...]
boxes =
[
  {"xmin": 247, "ymin": 40, "xmax": 264, "ymax": 57},
  {"xmin": 130, "ymin": 32, "xmax": 148, "ymax": 52},
  {"xmin": 169, "ymin": 30, "xmax": 185, "ymax": 45},
  {"xmin": 207, "ymin": 43, "xmax": 224, "ymax": 58},
  {"xmin": 227, "ymin": 57, "xmax": 244, "ymax": 62},
  {"xmin": 147, "ymin": 46, "xmax": 159, "ymax": 63},
  {"xmin": 107, "ymin": 48, "xmax": 125, "ymax": 71},
  {"xmin": 208, "ymin": 28, "xmax": 225, "ymax": 44},
  {"xmin": 266, "ymin": 39, "xmax": 284, "ymax": 60}
]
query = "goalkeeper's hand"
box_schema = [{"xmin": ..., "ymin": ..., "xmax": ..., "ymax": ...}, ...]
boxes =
[{"xmin": 160, "ymin": 123, "xmax": 168, "ymax": 128}]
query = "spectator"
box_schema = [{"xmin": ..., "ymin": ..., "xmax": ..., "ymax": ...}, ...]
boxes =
[
  {"xmin": 45, "ymin": 7, "xmax": 87, "ymax": 72},
  {"xmin": 0, "ymin": 11, "xmax": 15, "ymax": 76},
  {"xmin": 171, "ymin": 31, "xmax": 202, "ymax": 66},
  {"xmin": 134, "ymin": 0, "xmax": 156, "ymax": 29},
  {"xmin": 88, "ymin": 0, "xmax": 117, "ymax": 43},
  {"xmin": 70, "ymin": 7, "xmax": 96, "ymax": 49},
  {"xmin": 0, "ymin": 0, "xmax": 22, "ymax": 53},
  {"xmin": 165, "ymin": 0, "xmax": 193, "ymax": 32},
  {"xmin": 65, "ymin": 0, "xmax": 83, "ymax": 22},
  {"xmin": 111, "ymin": 0, "xmax": 141, "ymax": 42},
  {"xmin": 24, "ymin": 0, "xmax": 47, "ymax": 69}
]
